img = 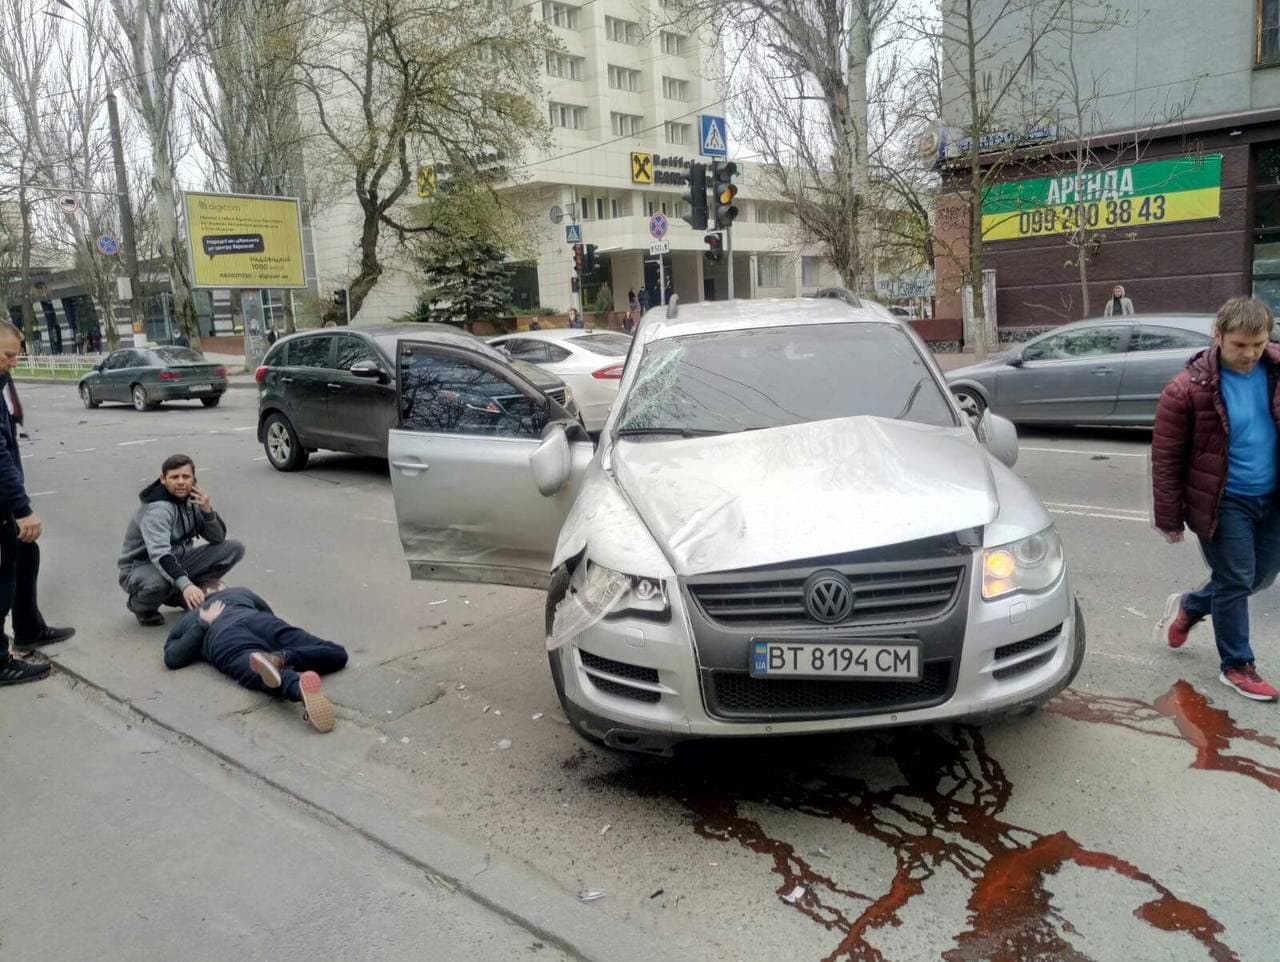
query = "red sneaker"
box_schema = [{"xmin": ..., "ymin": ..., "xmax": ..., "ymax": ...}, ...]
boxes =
[
  {"xmin": 1156, "ymin": 594, "xmax": 1201, "ymax": 649},
  {"xmin": 298, "ymin": 671, "xmax": 335, "ymax": 732},
  {"xmin": 1219, "ymin": 665, "xmax": 1279, "ymax": 702}
]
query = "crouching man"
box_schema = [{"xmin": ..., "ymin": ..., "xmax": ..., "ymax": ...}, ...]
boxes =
[
  {"xmin": 118, "ymin": 454, "xmax": 244, "ymax": 626},
  {"xmin": 164, "ymin": 582, "xmax": 347, "ymax": 732}
]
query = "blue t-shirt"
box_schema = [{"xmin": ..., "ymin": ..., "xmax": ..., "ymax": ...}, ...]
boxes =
[{"xmin": 1221, "ymin": 364, "xmax": 1277, "ymax": 496}]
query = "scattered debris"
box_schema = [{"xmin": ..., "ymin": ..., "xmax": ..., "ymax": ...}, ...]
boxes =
[
  {"xmin": 649, "ymin": 889, "xmax": 664, "ymax": 900},
  {"xmin": 494, "ymin": 709, "xmax": 503, "ymax": 716},
  {"xmin": 600, "ymin": 824, "xmax": 611, "ymax": 837},
  {"xmin": 455, "ymin": 683, "xmax": 467, "ymax": 690},
  {"xmin": 816, "ymin": 846, "xmax": 832, "ymax": 859},
  {"xmin": 1125, "ymin": 607, "xmax": 1147, "ymax": 619},
  {"xmin": 429, "ymin": 600, "xmax": 448, "ymax": 606},
  {"xmin": 497, "ymin": 738, "xmax": 512, "ymax": 750},
  {"xmin": 1091, "ymin": 455, "xmax": 1110, "ymax": 461},
  {"xmin": 577, "ymin": 890, "xmax": 606, "ymax": 902},
  {"xmin": 531, "ymin": 712, "xmax": 544, "ymax": 721},
  {"xmin": 782, "ymin": 885, "xmax": 806, "ymax": 904},
  {"xmin": 400, "ymin": 736, "xmax": 410, "ymax": 744},
  {"xmin": 379, "ymin": 736, "xmax": 388, "ymax": 744},
  {"xmin": 483, "ymin": 705, "xmax": 491, "ymax": 713}
]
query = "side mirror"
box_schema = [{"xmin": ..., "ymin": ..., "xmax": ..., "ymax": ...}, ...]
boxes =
[
  {"xmin": 529, "ymin": 426, "xmax": 572, "ymax": 496},
  {"xmin": 94, "ymin": 363, "xmax": 104, "ymax": 373},
  {"xmin": 1006, "ymin": 353, "xmax": 1024, "ymax": 367},
  {"xmin": 350, "ymin": 360, "xmax": 388, "ymax": 383},
  {"xmin": 978, "ymin": 411, "xmax": 1019, "ymax": 468}
]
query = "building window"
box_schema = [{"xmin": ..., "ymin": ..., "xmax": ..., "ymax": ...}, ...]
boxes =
[
  {"xmin": 607, "ymin": 65, "xmax": 642, "ymax": 91},
  {"xmin": 546, "ymin": 53, "xmax": 584, "ymax": 79},
  {"xmin": 660, "ymin": 31, "xmax": 685, "ymax": 56},
  {"xmin": 757, "ymin": 203, "xmax": 787, "ymax": 225},
  {"xmin": 611, "ymin": 198, "xmax": 621, "ymax": 218},
  {"xmin": 662, "ymin": 76, "xmax": 689, "ymax": 101},
  {"xmin": 549, "ymin": 102, "xmax": 586, "ymax": 129},
  {"xmin": 1253, "ymin": 143, "xmax": 1280, "ymax": 310},
  {"xmin": 664, "ymin": 121, "xmax": 690, "ymax": 145},
  {"xmin": 1260, "ymin": 0, "xmax": 1280, "ymax": 63},
  {"xmin": 757, "ymin": 255, "xmax": 784, "ymax": 288},
  {"xmin": 580, "ymin": 196, "xmax": 589, "ymax": 220},
  {"xmin": 646, "ymin": 200, "xmax": 656, "ymax": 216},
  {"xmin": 660, "ymin": 201, "xmax": 669, "ymax": 215},
  {"xmin": 596, "ymin": 197, "xmax": 605, "ymax": 219},
  {"xmin": 610, "ymin": 112, "xmax": 644, "ymax": 136},
  {"xmin": 801, "ymin": 256, "xmax": 822, "ymax": 287},
  {"xmin": 605, "ymin": 16, "xmax": 643, "ymax": 44},
  {"xmin": 541, "ymin": 1, "xmax": 579, "ymax": 29}
]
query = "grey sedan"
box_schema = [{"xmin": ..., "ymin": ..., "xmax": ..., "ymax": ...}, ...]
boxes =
[{"xmin": 945, "ymin": 314, "xmax": 1214, "ymax": 426}]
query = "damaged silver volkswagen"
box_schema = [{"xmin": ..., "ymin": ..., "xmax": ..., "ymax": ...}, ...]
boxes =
[{"xmin": 388, "ymin": 297, "xmax": 1084, "ymax": 755}]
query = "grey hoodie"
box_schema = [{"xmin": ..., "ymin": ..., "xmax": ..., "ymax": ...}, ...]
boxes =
[{"xmin": 117, "ymin": 479, "xmax": 229, "ymax": 591}]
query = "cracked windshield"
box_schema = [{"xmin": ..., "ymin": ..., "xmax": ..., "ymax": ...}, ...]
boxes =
[{"xmin": 4, "ymin": 0, "xmax": 1276, "ymax": 958}]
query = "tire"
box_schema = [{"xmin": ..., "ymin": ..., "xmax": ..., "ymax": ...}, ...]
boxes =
[
  {"xmin": 263, "ymin": 412, "xmax": 309, "ymax": 471},
  {"xmin": 200, "ymin": 396, "xmax": 221, "ymax": 408},
  {"xmin": 79, "ymin": 383, "xmax": 99, "ymax": 409},
  {"xmin": 131, "ymin": 384, "xmax": 155, "ymax": 411},
  {"xmin": 952, "ymin": 387, "xmax": 987, "ymax": 421}
]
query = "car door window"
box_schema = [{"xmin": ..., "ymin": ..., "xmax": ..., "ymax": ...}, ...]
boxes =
[
  {"xmin": 399, "ymin": 349, "xmax": 550, "ymax": 438},
  {"xmin": 502, "ymin": 339, "xmax": 552, "ymax": 363},
  {"xmin": 1023, "ymin": 326, "xmax": 1127, "ymax": 361},
  {"xmin": 1132, "ymin": 326, "xmax": 1212, "ymax": 352},
  {"xmin": 290, "ymin": 335, "xmax": 333, "ymax": 368},
  {"xmin": 334, "ymin": 335, "xmax": 380, "ymax": 371},
  {"xmin": 545, "ymin": 344, "xmax": 572, "ymax": 362},
  {"xmin": 103, "ymin": 352, "xmax": 128, "ymax": 370}
]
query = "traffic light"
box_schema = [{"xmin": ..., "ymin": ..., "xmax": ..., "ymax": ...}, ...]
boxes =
[
  {"xmin": 704, "ymin": 233, "xmax": 722, "ymax": 263},
  {"xmin": 572, "ymin": 244, "xmax": 585, "ymax": 271},
  {"xmin": 712, "ymin": 160, "xmax": 739, "ymax": 230},
  {"xmin": 571, "ymin": 277, "xmax": 580, "ymax": 292},
  {"xmin": 585, "ymin": 243, "xmax": 598, "ymax": 273},
  {"xmin": 682, "ymin": 163, "xmax": 708, "ymax": 231}
]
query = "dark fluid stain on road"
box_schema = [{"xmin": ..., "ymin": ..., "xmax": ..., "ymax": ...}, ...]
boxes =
[
  {"xmin": 1048, "ymin": 680, "xmax": 1280, "ymax": 792},
  {"xmin": 596, "ymin": 718, "xmax": 1239, "ymax": 961}
]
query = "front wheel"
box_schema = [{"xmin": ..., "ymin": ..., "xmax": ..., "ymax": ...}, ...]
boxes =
[
  {"xmin": 263, "ymin": 413, "xmax": 308, "ymax": 471},
  {"xmin": 952, "ymin": 387, "xmax": 987, "ymax": 421},
  {"xmin": 79, "ymin": 384, "xmax": 99, "ymax": 409},
  {"xmin": 131, "ymin": 384, "xmax": 155, "ymax": 411},
  {"xmin": 201, "ymin": 395, "xmax": 221, "ymax": 408}
]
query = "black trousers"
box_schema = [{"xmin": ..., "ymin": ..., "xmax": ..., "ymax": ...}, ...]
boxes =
[
  {"xmin": 0, "ymin": 518, "xmax": 48, "ymax": 645},
  {"xmin": 209, "ymin": 612, "xmax": 347, "ymax": 702}
]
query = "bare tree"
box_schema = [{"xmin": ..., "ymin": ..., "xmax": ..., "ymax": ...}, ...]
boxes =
[{"xmin": 294, "ymin": 0, "xmax": 552, "ymax": 324}]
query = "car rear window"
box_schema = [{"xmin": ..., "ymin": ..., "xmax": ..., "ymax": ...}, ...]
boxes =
[
  {"xmin": 569, "ymin": 333, "xmax": 631, "ymax": 356},
  {"xmin": 153, "ymin": 348, "xmax": 204, "ymax": 364}
]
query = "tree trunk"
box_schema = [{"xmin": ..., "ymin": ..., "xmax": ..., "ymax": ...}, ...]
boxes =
[
  {"xmin": 965, "ymin": 0, "xmax": 989, "ymax": 361},
  {"xmin": 151, "ymin": 148, "xmax": 202, "ymax": 348},
  {"xmin": 1076, "ymin": 200, "xmax": 1091, "ymax": 319},
  {"xmin": 17, "ymin": 183, "xmax": 37, "ymax": 341},
  {"xmin": 324, "ymin": 206, "xmax": 383, "ymax": 325}
]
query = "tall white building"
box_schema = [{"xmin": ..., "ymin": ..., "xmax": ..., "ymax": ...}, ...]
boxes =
[{"xmin": 306, "ymin": 0, "xmax": 840, "ymax": 322}]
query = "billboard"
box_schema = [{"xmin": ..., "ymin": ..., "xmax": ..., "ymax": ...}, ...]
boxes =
[
  {"xmin": 184, "ymin": 191, "xmax": 306, "ymax": 289},
  {"xmin": 980, "ymin": 155, "xmax": 1222, "ymax": 242}
]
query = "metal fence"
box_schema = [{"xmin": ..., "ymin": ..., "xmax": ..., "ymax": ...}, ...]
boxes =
[{"xmin": 18, "ymin": 353, "xmax": 100, "ymax": 371}]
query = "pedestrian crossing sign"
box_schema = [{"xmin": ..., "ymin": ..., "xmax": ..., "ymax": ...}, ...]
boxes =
[{"xmin": 700, "ymin": 115, "xmax": 727, "ymax": 157}]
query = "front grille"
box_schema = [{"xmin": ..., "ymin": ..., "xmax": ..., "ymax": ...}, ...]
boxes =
[
  {"xmin": 994, "ymin": 624, "xmax": 1063, "ymax": 661},
  {"xmin": 689, "ymin": 566, "xmax": 964, "ymax": 628},
  {"xmin": 994, "ymin": 650, "xmax": 1056, "ymax": 681},
  {"xmin": 706, "ymin": 660, "xmax": 952, "ymax": 720},
  {"xmin": 580, "ymin": 650, "xmax": 661, "ymax": 704}
]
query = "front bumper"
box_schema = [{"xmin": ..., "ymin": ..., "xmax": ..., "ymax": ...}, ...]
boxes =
[{"xmin": 553, "ymin": 553, "xmax": 1080, "ymax": 754}]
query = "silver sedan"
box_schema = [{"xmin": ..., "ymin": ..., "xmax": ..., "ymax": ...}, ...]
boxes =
[{"xmin": 945, "ymin": 314, "xmax": 1214, "ymax": 426}]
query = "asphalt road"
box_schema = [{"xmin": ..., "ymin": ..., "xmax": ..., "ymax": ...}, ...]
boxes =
[{"xmin": 4, "ymin": 383, "xmax": 1279, "ymax": 962}]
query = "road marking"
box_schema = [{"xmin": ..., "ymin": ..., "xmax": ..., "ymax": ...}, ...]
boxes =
[
  {"xmin": 1049, "ymin": 508, "xmax": 1147, "ymax": 523},
  {"xmin": 1045, "ymin": 501, "xmax": 1147, "ymax": 515},
  {"xmin": 235, "ymin": 426, "xmax": 255, "ymax": 432},
  {"xmin": 75, "ymin": 447, "xmax": 96, "ymax": 453},
  {"xmin": 1022, "ymin": 446, "xmax": 1146, "ymax": 459},
  {"xmin": 118, "ymin": 438, "xmax": 157, "ymax": 447},
  {"xmin": 29, "ymin": 490, "xmax": 56, "ymax": 497},
  {"xmin": 252, "ymin": 455, "xmax": 267, "ymax": 461}
]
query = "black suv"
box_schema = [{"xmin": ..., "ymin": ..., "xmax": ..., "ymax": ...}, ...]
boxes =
[{"xmin": 255, "ymin": 323, "xmax": 578, "ymax": 471}]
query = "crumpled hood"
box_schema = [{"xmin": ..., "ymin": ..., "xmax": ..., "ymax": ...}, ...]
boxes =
[{"xmin": 611, "ymin": 416, "xmax": 999, "ymax": 576}]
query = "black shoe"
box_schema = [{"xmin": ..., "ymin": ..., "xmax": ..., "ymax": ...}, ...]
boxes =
[
  {"xmin": 0, "ymin": 655, "xmax": 50, "ymax": 686},
  {"xmin": 127, "ymin": 596, "xmax": 165, "ymax": 627},
  {"xmin": 13, "ymin": 626, "xmax": 75, "ymax": 649}
]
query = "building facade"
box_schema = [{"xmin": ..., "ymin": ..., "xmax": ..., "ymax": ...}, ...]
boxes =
[{"xmin": 935, "ymin": 0, "xmax": 1280, "ymax": 340}]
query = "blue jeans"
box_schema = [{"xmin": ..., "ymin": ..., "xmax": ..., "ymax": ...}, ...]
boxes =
[
  {"xmin": 1183, "ymin": 492, "xmax": 1280, "ymax": 670},
  {"xmin": 207, "ymin": 612, "xmax": 347, "ymax": 701}
]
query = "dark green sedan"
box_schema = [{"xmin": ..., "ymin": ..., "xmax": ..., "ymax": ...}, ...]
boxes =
[{"xmin": 78, "ymin": 347, "xmax": 230, "ymax": 411}]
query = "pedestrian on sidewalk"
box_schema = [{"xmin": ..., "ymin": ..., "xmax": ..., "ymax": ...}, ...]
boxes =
[
  {"xmin": 567, "ymin": 307, "xmax": 584, "ymax": 329},
  {"xmin": 75, "ymin": 330, "xmax": 85, "ymax": 355},
  {"xmin": 117, "ymin": 454, "xmax": 245, "ymax": 627},
  {"xmin": 164, "ymin": 583, "xmax": 347, "ymax": 732},
  {"xmin": 1152, "ymin": 295, "xmax": 1280, "ymax": 701},
  {"xmin": 0, "ymin": 321, "xmax": 75, "ymax": 686},
  {"xmin": 1104, "ymin": 284, "xmax": 1135, "ymax": 316}
]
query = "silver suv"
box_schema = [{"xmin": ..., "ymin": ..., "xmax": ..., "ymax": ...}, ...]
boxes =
[{"xmin": 388, "ymin": 297, "xmax": 1084, "ymax": 754}]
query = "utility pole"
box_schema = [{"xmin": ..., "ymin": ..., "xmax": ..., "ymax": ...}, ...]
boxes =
[{"xmin": 106, "ymin": 89, "xmax": 147, "ymax": 343}]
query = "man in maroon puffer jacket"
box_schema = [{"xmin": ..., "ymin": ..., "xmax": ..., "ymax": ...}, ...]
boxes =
[{"xmin": 1152, "ymin": 296, "xmax": 1280, "ymax": 701}]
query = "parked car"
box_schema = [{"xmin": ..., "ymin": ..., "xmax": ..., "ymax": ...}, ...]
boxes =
[
  {"xmin": 78, "ymin": 346, "xmax": 229, "ymax": 411},
  {"xmin": 945, "ymin": 314, "xmax": 1215, "ymax": 426},
  {"xmin": 488, "ymin": 329, "xmax": 633, "ymax": 432},
  {"xmin": 387, "ymin": 296, "xmax": 1083, "ymax": 755},
  {"xmin": 255, "ymin": 322, "xmax": 577, "ymax": 471}
]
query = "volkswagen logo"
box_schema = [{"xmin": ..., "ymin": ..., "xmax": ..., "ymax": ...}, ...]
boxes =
[{"xmin": 804, "ymin": 571, "xmax": 854, "ymax": 624}]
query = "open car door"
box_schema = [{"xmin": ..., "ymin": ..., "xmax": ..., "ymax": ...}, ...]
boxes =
[{"xmin": 388, "ymin": 339, "xmax": 593, "ymax": 590}]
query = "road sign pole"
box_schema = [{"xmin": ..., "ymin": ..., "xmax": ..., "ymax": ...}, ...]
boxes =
[
  {"xmin": 107, "ymin": 89, "xmax": 146, "ymax": 343},
  {"xmin": 726, "ymin": 226, "xmax": 734, "ymax": 300},
  {"xmin": 659, "ymin": 255, "xmax": 666, "ymax": 307}
]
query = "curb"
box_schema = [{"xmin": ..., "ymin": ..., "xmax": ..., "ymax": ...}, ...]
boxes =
[{"xmin": 36, "ymin": 650, "xmax": 686, "ymax": 962}]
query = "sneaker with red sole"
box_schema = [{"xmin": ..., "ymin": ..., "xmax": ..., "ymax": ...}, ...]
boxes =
[
  {"xmin": 248, "ymin": 651, "xmax": 283, "ymax": 689},
  {"xmin": 298, "ymin": 671, "xmax": 335, "ymax": 732},
  {"xmin": 1219, "ymin": 665, "xmax": 1279, "ymax": 702},
  {"xmin": 1155, "ymin": 593, "xmax": 1201, "ymax": 649}
]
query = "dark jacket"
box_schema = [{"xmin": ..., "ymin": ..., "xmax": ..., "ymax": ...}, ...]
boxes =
[
  {"xmin": 117, "ymin": 479, "xmax": 228, "ymax": 590},
  {"xmin": 1152, "ymin": 344, "xmax": 1280, "ymax": 538},
  {"xmin": 0, "ymin": 374, "xmax": 31, "ymax": 521},
  {"xmin": 164, "ymin": 587, "xmax": 274, "ymax": 669}
]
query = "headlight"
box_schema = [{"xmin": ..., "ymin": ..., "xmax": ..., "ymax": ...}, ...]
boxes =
[
  {"xmin": 562, "ymin": 385, "xmax": 575, "ymax": 407},
  {"xmin": 573, "ymin": 562, "xmax": 668, "ymax": 616},
  {"xmin": 982, "ymin": 526, "xmax": 1064, "ymax": 600}
]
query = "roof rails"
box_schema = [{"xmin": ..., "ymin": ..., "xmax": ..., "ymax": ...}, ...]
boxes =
[
  {"xmin": 665, "ymin": 294, "xmax": 680, "ymax": 319},
  {"xmin": 809, "ymin": 287, "xmax": 863, "ymax": 309}
]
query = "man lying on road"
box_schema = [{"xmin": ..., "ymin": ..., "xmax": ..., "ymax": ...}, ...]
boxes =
[
  {"xmin": 163, "ymin": 582, "xmax": 347, "ymax": 732},
  {"xmin": 117, "ymin": 454, "xmax": 244, "ymax": 626}
]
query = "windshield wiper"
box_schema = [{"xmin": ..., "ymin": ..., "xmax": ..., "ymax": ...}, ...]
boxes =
[
  {"xmin": 895, "ymin": 377, "xmax": 927, "ymax": 419},
  {"xmin": 615, "ymin": 426, "xmax": 721, "ymax": 439}
]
